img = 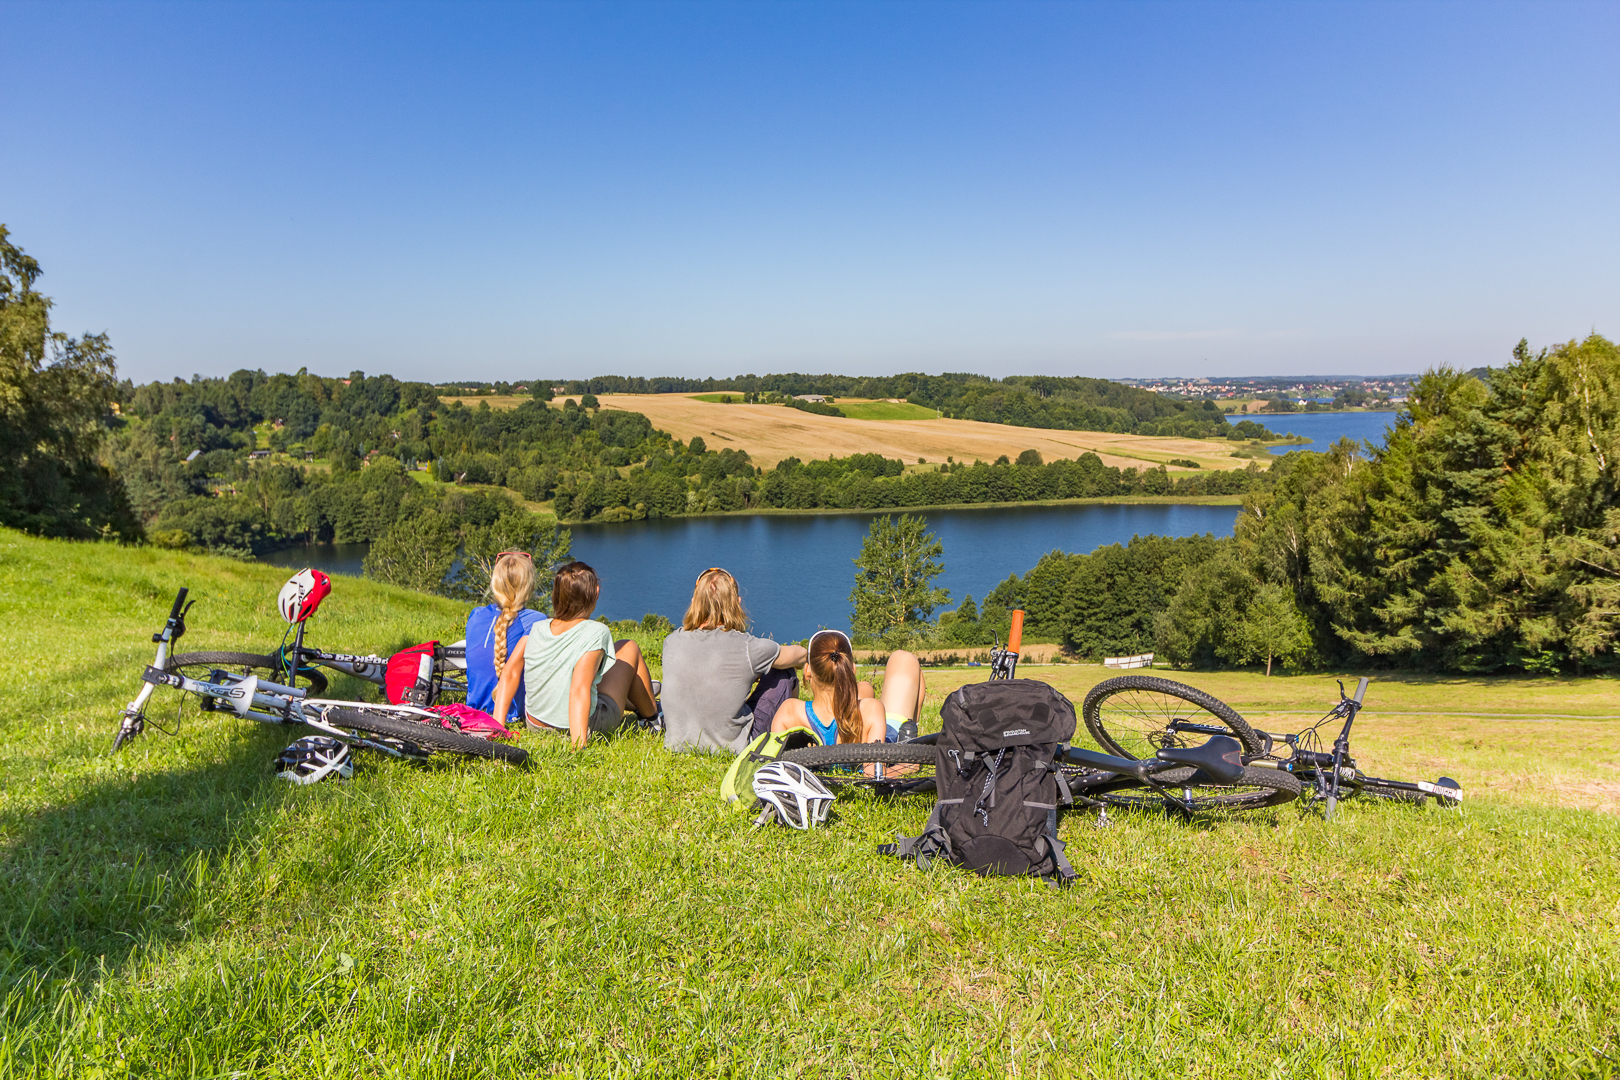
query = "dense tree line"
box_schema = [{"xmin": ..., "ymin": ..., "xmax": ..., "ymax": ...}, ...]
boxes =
[
  {"xmin": 0, "ymin": 226, "xmax": 138, "ymax": 540},
  {"xmin": 977, "ymin": 336, "xmax": 1620, "ymax": 675},
  {"xmin": 545, "ymin": 371, "xmax": 1275, "ymax": 439},
  {"xmin": 555, "ymin": 449, "xmax": 1270, "ymax": 521},
  {"xmin": 109, "ymin": 363, "xmax": 1263, "ymax": 554}
]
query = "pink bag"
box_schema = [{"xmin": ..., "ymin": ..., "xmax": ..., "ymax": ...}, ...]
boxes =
[{"xmin": 429, "ymin": 703, "xmax": 516, "ymax": 741}]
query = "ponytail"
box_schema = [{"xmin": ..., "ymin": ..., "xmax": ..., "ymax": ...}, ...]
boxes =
[{"xmin": 808, "ymin": 631, "xmax": 862, "ymax": 742}]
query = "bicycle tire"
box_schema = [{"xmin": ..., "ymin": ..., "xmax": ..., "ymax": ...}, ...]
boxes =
[
  {"xmin": 323, "ymin": 706, "xmax": 528, "ymax": 765},
  {"xmin": 167, "ymin": 652, "xmax": 330, "ymax": 697},
  {"xmin": 1083, "ymin": 675, "xmax": 1264, "ymax": 759},
  {"xmin": 780, "ymin": 742, "xmax": 938, "ymax": 794},
  {"xmin": 1355, "ymin": 781, "xmax": 1429, "ymax": 806},
  {"xmin": 1097, "ymin": 764, "xmax": 1301, "ymax": 811}
]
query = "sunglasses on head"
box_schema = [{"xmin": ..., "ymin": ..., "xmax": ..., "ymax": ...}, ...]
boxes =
[
  {"xmin": 497, "ymin": 551, "xmax": 532, "ymax": 561},
  {"xmin": 695, "ymin": 567, "xmax": 732, "ymax": 583}
]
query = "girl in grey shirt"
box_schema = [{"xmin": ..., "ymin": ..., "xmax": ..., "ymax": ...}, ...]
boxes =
[{"xmin": 660, "ymin": 568, "xmax": 806, "ymax": 753}]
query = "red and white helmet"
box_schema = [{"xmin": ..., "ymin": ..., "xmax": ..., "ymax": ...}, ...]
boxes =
[{"xmin": 277, "ymin": 568, "xmax": 331, "ymax": 624}]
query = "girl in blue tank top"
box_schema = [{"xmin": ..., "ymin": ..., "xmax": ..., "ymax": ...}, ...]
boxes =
[{"xmin": 772, "ymin": 630, "xmax": 927, "ymax": 745}]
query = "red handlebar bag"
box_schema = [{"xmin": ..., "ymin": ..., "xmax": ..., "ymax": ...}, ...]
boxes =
[{"xmin": 385, "ymin": 641, "xmax": 439, "ymax": 706}]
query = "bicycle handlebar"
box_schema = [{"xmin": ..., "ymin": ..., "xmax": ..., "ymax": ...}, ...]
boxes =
[
  {"xmin": 1007, "ymin": 610, "xmax": 1024, "ymax": 655},
  {"xmin": 167, "ymin": 588, "xmax": 189, "ymax": 622},
  {"xmin": 1352, "ymin": 677, "xmax": 1369, "ymax": 705}
]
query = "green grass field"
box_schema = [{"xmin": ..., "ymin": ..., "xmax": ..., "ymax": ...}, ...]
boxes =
[
  {"xmin": 2, "ymin": 530, "xmax": 1617, "ymax": 1077},
  {"xmin": 832, "ymin": 401, "xmax": 938, "ymax": 421},
  {"xmin": 683, "ymin": 395, "xmax": 938, "ymax": 422}
]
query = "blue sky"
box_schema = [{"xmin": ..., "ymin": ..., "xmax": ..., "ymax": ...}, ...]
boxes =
[{"xmin": 3, "ymin": 1, "xmax": 1616, "ymax": 383}]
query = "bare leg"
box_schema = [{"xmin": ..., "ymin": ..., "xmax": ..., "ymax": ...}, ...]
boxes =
[
  {"xmin": 879, "ymin": 650, "xmax": 925, "ymax": 722},
  {"xmin": 857, "ymin": 680, "xmax": 876, "ymax": 700},
  {"xmin": 598, "ymin": 639, "xmax": 658, "ymax": 719}
]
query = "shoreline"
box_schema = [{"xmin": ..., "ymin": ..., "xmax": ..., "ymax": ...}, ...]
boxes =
[{"xmin": 561, "ymin": 493, "xmax": 1247, "ymax": 526}]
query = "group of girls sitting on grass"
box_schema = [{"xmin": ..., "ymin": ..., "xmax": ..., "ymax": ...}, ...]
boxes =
[{"xmin": 464, "ymin": 553, "xmax": 923, "ymax": 752}]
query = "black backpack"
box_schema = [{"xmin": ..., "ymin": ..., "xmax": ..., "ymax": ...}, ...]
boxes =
[{"xmin": 880, "ymin": 679, "xmax": 1078, "ymax": 885}]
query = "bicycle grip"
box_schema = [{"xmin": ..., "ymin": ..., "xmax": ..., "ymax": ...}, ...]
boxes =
[
  {"xmin": 168, "ymin": 588, "xmax": 189, "ymax": 621},
  {"xmin": 1007, "ymin": 609, "xmax": 1024, "ymax": 654},
  {"xmin": 1352, "ymin": 677, "xmax": 1369, "ymax": 705}
]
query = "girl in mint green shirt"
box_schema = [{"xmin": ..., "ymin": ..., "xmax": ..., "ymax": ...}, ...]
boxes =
[{"xmin": 492, "ymin": 561, "xmax": 660, "ymax": 748}]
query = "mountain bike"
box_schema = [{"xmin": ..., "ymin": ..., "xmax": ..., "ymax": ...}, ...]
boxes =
[
  {"xmin": 783, "ymin": 611, "xmax": 1300, "ymax": 815},
  {"xmin": 1080, "ymin": 674, "xmax": 1462, "ymax": 818},
  {"xmin": 115, "ymin": 589, "xmax": 525, "ymax": 765},
  {"xmin": 167, "ymin": 633, "xmax": 468, "ymax": 703}
]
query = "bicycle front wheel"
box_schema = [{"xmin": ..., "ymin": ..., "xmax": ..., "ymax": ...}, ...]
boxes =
[
  {"xmin": 167, "ymin": 652, "xmax": 330, "ymax": 697},
  {"xmin": 1083, "ymin": 676, "xmax": 1264, "ymax": 759},
  {"xmin": 1098, "ymin": 764, "xmax": 1301, "ymax": 812},
  {"xmin": 780, "ymin": 742, "xmax": 937, "ymax": 796},
  {"xmin": 323, "ymin": 706, "xmax": 528, "ymax": 765}
]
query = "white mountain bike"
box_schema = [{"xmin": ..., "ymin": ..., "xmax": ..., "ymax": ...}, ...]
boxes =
[{"xmin": 114, "ymin": 587, "xmax": 526, "ymax": 766}]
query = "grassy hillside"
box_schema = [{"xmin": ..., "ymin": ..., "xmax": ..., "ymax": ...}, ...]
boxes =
[{"xmin": 2, "ymin": 530, "xmax": 1617, "ymax": 1077}]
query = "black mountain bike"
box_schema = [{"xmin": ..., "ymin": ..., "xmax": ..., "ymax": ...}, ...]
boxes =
[
  {"xmin": 1081, "ymin": 674, "xmax": 1462, "ymax": 817},
  {"xmin": 781, "ymin": 611, "xmax": 1301, "ymax": 815}
]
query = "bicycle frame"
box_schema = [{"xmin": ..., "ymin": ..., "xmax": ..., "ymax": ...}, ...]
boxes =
[
  {"xmin": 115, "ymin": 589, "xmax": 195, "ymax": 749},
  {"xmin": 274, "ymin": 639, "xmax": 467, "ymax": 695},
  {"xmin": 1164, "ymin": 676, "xmax": 1462, "ymax": 817},
  {"xmin": 142, "ymin": 662, "xmax": 468, "ymax": 762}
]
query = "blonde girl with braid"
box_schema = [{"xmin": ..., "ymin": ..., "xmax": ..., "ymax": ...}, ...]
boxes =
[{"xmin": 464, "ymin": 551, "xmax": 549, "ymax": 723}]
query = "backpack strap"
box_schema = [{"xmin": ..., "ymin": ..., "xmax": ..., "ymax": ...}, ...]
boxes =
[
  {"xmin": 1050, "ymin": 757, "xmax": 1075, "ymax": 807},
  {"xmin": 1034, "ymin": 808, "xmax": 1077, "ymax": 887},
  {"xmin": 878, "ymin": 800, "xmax": 955, "ymax": 867},
  {"xmin": 971, "ymin": 748, "xmax": 1007, "ymax": 824}
]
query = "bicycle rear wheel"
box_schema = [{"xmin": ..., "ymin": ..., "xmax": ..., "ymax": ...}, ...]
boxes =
[
  {"xmin": 322, "ymin": 706, "xmax": 528, "ymax": 765},
  {"xmin": 1083, "ymin": 676, "xmax": 1263, "ymax": 759},
  {"xmin": 167, "ymin": 652, "xmax": 329, "ymax": 697},
  {"xmin": 780, "ymin": 742, "xmax": 937, "ymax": 796},
  {"xmin": 1095, "ymin": 764, "xmax": 1301, "ymax": 812}
]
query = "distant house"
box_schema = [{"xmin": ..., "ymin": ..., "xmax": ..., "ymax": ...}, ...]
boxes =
[
  {"xmin": 183, "ymin": 449, "xmax": 201, "ymax": 464},
  {"xmin": 248, "ymin": 449, "xmax": 271, "ymax": 460},
  {"xmin": 795, "ymin": 394, "xmax": 827, "ymax": 403}
]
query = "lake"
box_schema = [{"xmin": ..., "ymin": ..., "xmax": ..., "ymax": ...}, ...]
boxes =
[
  {"xmin": 261, "ymin": 502, "xmax": 1241, "ymax": 641},
  {"xmin": 1231, "ymin": 411, "xmax": 1399, "ymax": 454}
]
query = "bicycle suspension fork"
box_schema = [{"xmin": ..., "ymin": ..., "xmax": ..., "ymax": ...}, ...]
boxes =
[{"xmin": 1324, "ymin": 677, "xmax": 1369, "ymax": 820}]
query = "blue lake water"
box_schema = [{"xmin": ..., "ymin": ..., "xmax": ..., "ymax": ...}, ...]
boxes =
[
  {"xmin": 261, "ymin": 502, "xmax": 1241, "ymax": 641},
  {"xmin": 1231, "ymin": 411, "xmax": 1399, "ymax": 454}
]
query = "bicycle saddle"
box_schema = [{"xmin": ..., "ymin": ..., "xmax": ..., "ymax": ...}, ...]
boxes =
[{"xmin": 1154, "ymin": 736, "xmax": 1245, "ymax": 785}]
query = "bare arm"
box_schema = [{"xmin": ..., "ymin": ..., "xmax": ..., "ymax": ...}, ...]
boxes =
[
  {"xmin": 567, "ymin": 649, "xmax": 604, "ymax": 749},
  {"xmin": 772, "ymin": 643, "xmax": 807, "ymax": 670},
  {"xmin": 491, "ymin": 635, "xmax": 528, "ymax": 725}
]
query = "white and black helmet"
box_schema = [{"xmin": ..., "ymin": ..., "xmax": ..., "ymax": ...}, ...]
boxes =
[
  {"xmin": 275, "ymin": 736, "xmax": 354, "ymax": 784},
  {"xmin": 751, "ymin": 760, "xmax": 834, "ymax": 829}
]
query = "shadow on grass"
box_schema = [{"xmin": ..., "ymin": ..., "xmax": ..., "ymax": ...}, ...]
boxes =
[{"xmin": 0, "ymin": 722, "xmax": 292, "ymax": 993}]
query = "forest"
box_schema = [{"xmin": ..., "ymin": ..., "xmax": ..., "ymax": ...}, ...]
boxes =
[
  {"xmin": 963, "ymin": 337, "xmax": 1620, "ymax": 675},
  {"xmin": 93, "ymin": 369, "xmax": 1267, "ymax": 559}
]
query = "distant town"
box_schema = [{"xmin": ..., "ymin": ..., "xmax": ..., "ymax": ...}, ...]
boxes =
[{"xmin": 1118, "ymin": 375, "xmax": 1414, "ymax": 409}]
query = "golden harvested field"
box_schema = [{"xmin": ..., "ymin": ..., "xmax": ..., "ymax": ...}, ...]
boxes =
[{"xmin": 442, "ymin": 394, "xmax": 1251, "ymax": 470}]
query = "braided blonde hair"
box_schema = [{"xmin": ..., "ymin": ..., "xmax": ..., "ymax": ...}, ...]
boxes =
[{"xmin": 490, "ymin": 553, "xmax": 537, "ymax": 677}]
